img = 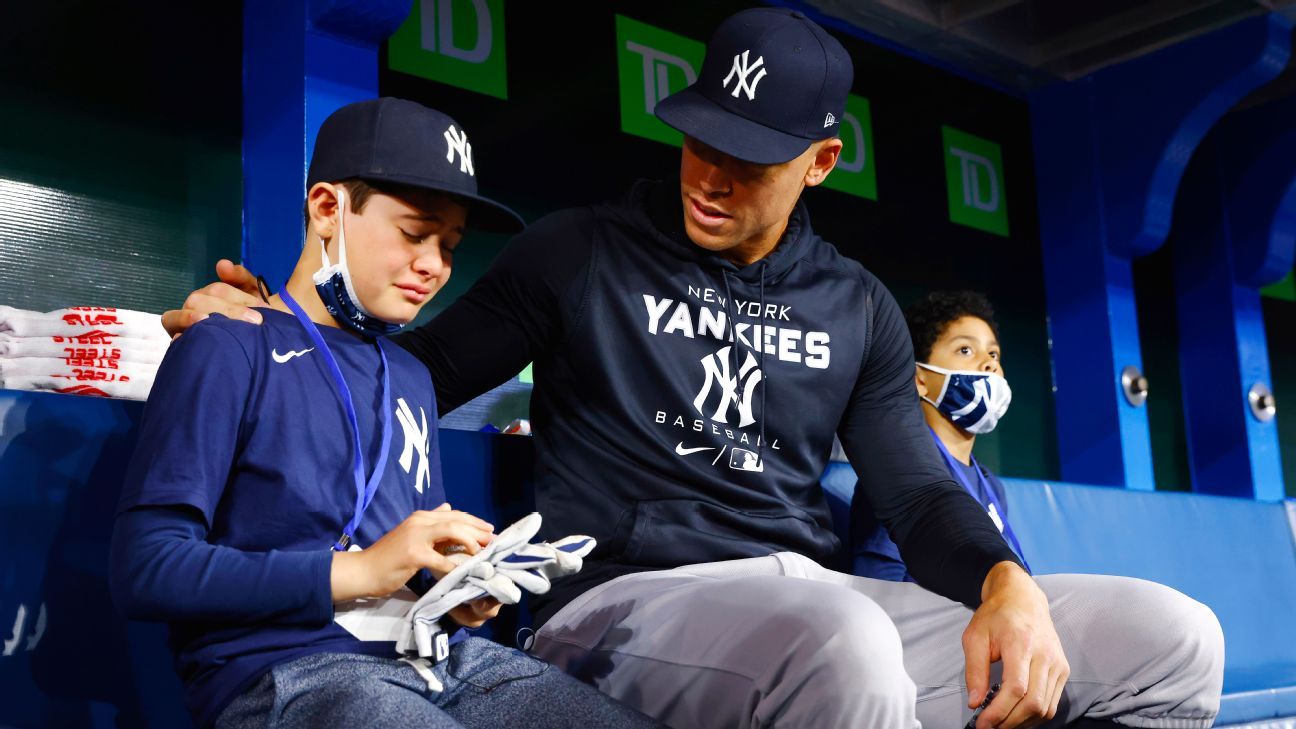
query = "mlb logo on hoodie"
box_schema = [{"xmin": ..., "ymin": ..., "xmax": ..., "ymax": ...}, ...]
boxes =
[{"xmin": 730, "ymin": 447, "xmax": 764, "ymax": 473}]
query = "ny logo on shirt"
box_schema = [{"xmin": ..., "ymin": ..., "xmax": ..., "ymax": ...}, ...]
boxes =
[
  {"xmin": 3, "ymin": 603, "xmax": 45, "ymax": 656},
  {"xmin": 396, "ymin": 398, "xmax": 431, "ymax": 494}
]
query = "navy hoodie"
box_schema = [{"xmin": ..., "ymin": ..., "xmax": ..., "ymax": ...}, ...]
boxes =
[{"xmin": 395, "ymin": 180, "xmax": 1019, "ymax": 624}]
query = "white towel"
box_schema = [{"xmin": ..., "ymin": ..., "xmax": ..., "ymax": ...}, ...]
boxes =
[
  {"xmin": 0, "ymin": 357, "xmax": 158, "ymax": 401},
  {"xmin": 0, "ymin": 306, "xmax": 167, "ymax": 340},
  {"xmin": 0, "ymin": 334, "xmax": 169, "ymax": 364},
  {"xmin": 0, "ymin": 356, "xmax": 157, "ymax": 380},
  {"xmin": 2, "ymin": 374, "xmax": 154, "ymax": 401}
]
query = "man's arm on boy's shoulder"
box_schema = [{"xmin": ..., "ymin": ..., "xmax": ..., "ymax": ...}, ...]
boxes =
[{"xmin": 392, "ymin": 208, "xmax": 597, "ymax": 415}]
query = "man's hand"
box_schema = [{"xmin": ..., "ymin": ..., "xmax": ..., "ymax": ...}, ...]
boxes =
[
  {"xmin": 330, "ymin": 504, "xmax": 495, "ymax": 603},
  {"xmin": 964, "ymin": 561, "xmax": 1069, "ymax": 729},
  {"xmin": 162, "ymin": 259, "xmax": 266, "ymax": 337}
]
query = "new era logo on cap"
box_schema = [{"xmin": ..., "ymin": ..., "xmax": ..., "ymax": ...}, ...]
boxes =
[{"xmin": 654, "ymin": 8, "xmax": 854, "ymax": 165}]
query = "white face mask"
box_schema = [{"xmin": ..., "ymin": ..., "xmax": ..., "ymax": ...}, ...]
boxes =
[
  {"xmin": 311, "ymin": 187, "xmax": 402, "ymax": 337},
  {"xmin": 917, "ymin": 362, "xmax": 1012, "ymax": 435}
]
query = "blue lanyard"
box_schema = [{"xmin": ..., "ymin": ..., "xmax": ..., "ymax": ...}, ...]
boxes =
[
  {"xmin": 927, "ymin": 428, "xmax": 1030, "ymax": 572},
  {"xmin": 280, "ymin": 289, "xmax": 393, "ymax": 551}
]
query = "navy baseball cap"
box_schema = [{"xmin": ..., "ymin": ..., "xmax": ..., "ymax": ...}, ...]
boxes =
[
  {"xmin": 654, "ymin": 8, "xmax": 853, "ymax": 165},
  {"xmin": 307, "ymin": 97, "xmax": 524, "ymax": 233}
]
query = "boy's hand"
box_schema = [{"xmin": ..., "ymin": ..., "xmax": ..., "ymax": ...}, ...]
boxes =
[
  {"xmin": 331, "ymin": 504, "xmax": 494, "ymax": 603},
  {"xmin": 162, "ymin": 259, "xmax": 266, "ymax": 337},
  {"xmin": 446, "ymin": 597, "xmax": 503, "ymax": 629}
]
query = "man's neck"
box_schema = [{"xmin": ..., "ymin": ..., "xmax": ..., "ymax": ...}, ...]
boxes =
[
  {"xmin": 721, "ymin": 219, "xmax": 788, "ymax": 266},
  {"xmin": 923, "ymin": 403, "xmax": 975, "ymax": 465}
]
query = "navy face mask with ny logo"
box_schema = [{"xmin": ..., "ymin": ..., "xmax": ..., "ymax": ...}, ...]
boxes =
[{"xmin": 917, "ymin": 362, "xmax": 1012, "ymax": 435}]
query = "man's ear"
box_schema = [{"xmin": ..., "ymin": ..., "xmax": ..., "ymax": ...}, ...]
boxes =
[
  {"xmin": 804, "ymin": 138, "xmax": 843, "ymax": 188},
  {"xmin": 307, "ymin": 182, "xmax": 341, "ymax": 240}
]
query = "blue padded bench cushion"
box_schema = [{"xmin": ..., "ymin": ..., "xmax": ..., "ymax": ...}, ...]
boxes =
[
  {"xmin": 1214, "ymin": 685, "xmax": 1296, "ymax": 727},
  {"xmin": 1000, "ymin": 479, "xmax": 1296, "ymax": 725}
]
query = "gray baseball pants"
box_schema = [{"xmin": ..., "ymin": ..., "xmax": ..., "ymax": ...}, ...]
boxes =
[{"xmin": 533, "ymin": 553, "xmax": 1224, "ymax": 729}]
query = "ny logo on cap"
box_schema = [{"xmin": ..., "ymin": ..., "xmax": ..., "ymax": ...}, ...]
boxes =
[
  {"xmin": 443, "ymin": 124, "xmax": 475, "ymax": 176},
  {"xmin": 723, "ymin": 50, "xmax": 767, "ymax": 101}
]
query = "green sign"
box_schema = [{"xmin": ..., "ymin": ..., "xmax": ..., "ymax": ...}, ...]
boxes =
[
  {"xmin": 615, "ymin": 15, "xmax": 705, "ymax": 147},
  {"xmin": 388, "ymin": 0, "xmax": 508, "ymax": 100},
  {"xmin": 1262, "ymin": 269, "xmax": 1295, "ymax": 301},
  {"xmin": 820, "ymin": 94, "xmax": 877, "ymax": 201},
  {"xmin": 942, "ymin": 126, "xmax": 1008, "ymax": 237}
]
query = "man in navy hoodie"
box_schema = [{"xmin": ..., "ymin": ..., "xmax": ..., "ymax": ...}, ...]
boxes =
[{"xmin": 168, "ymin": 8, "xmax": 1223, "ymax": 729}]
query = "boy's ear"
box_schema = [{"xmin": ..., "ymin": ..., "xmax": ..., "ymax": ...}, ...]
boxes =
[
  {"xmin": 914, "ymin": 365, "xmax": 930, "ymax": 399},
  {"xmin": 307, "ymin": 182, "xmax": 341, "ymax": 240}
]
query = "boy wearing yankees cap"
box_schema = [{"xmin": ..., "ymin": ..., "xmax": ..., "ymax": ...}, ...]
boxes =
[
  {"xmin": 166, "ymin": 9, "xmax": 1223, "ymax": 729},
  {"xmin": 109, "ymin": 97, "xmax": 657, "ymax": 729}
]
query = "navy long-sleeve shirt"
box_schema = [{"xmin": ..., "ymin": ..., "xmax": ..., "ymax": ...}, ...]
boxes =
[{"xmin": 112, "ymin": 310, "xmax": 445, "ymax": 728}]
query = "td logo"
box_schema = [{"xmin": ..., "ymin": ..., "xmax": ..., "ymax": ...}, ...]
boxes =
[
  {"xmin": 388, "ymin": 0, "xmax": 508, "ymax": 100},
  {"xmin": 615, "ymin": 15, "xmax": 705, "ymax": 147},
  {"xmin": 942, "ymin": 125, "xmax": 1009, "ymax": 236}
]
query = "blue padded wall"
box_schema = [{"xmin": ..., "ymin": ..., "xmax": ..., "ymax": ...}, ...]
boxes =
[{"xmin": 0, "ymin": 391, "xmax": 188, "ymax": 728}]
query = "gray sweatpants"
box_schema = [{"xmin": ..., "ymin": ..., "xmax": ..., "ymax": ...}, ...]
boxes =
[{"xmin": 534, "ymin": 553, "xmax": 1224, "ymax": 729}]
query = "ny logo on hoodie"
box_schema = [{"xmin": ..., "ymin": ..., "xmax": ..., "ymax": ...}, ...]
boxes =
[{"xmin": 694, "ymin": 346, "xmax": 763, "ymax": 427}]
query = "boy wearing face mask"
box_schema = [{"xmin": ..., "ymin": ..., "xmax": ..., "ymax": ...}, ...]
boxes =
[
  {"xmin": 108, "ymin": 98, "xmax": 657, "ymax": 729},
  {"xmin": 855, "ymin": 290, "xmax": 1029, "ymax": 581}
]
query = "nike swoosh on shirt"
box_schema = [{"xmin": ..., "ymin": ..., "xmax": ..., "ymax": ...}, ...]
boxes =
[
  {"xmin": 675, "ymin": 442, "xmax": 716, "ymax": 456},
  {"xmin": 271, "ymin": 347, "xmax": 315, "ymax": 363}
]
